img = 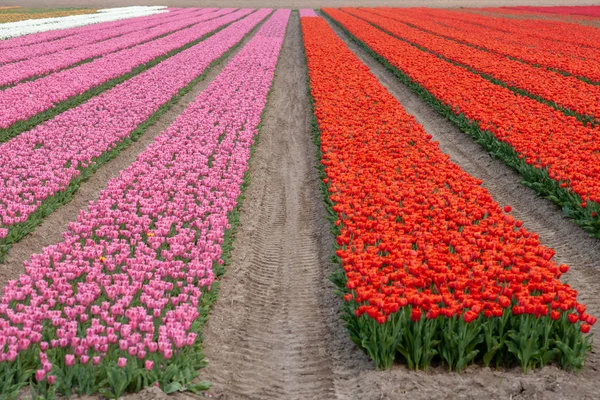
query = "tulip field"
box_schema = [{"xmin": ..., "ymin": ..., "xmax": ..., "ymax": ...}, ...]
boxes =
[{"xmin": 1, "ymin": 3, "xmax": 600, "ymax": 399}]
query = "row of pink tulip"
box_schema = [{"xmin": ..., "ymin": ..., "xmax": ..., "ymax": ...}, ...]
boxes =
[
  {"xmin": 0, "ymin": 8, "xmax": 239, "ymax": 87},
  {"xmin": 0, "ymin": 8, "xmax": 184, "ymax": 51},
  {"xmin": 0, "ymin": 9, "xmax": 288, "ymax": 397},
  {"xmin": 0, "ymin": 8, "xmax": 254, "ymax": 129},
  {"xmin": 299, "ymin": 9, "xmax": 318, "ymax": 17},
  {"xmin": 0, "ymin": 9, "xmax": 270, "ymax": 238},
  {"xmin": 0, "ymin": 8, "xmax": 207, "ymax": 65}
]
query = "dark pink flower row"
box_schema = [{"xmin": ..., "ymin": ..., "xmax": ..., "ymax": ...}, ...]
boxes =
[
  {"xmin": 0, "ymin": 6, "xmax": 289, "ymax": 377},
  {"xmin": 0, "ymin": 9, "xmax": 271, "ymax": 237},
  {"xmin": 0, "ymin": 8, "xmax": 253, "ymax": 129},
  {"xmin": 0, "ymin": 8, "xmax": 208, "ymax": 65},
  {"xmin": 0, "ymin": 8, "xmax": 238, "ymax": 87}
]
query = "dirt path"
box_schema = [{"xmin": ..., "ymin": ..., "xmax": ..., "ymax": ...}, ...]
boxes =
[
  {"xmin": 196, "ymin": 11, "xmax": 600, "ymax": 400},
  {"xmin": 199, "ymin": 13, "xmax": 340, "ymax": 399},
  {"xmin": 0, "ymin": 14, "xmax": 269, "ymax": 289}
]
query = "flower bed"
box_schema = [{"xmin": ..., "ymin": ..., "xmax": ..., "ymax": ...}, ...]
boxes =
[
  {"xmin": 376, "ymin": 8, "xmax": 600, "ymax": 82},
  {"xmin": 0, "ymin": 8, "xmax": 210, "ymax": 65},
  {"xmin": 324, "ymin": 8, "xmax": 600, "ymax": 238},
  {"xmin": 0, "ymin": 8, "xmax": 177, "ymax": 50},
  {"xmin": 0, "ymin": 9, "xmax": 251, "ymax": 135},
  {"xmin": 0, "ymin": 8, "xmax": 241, "ymax": 87},
  {"xmin": 347, "ymin": 8, "xmax": 600, "ymax": 123},
  {"xmin": 302, "ymin": 13, "xmax": 594, "ymax": 372},
  {"xmin": 0, "ymin": 6, "xmax": 168, "ymax": 39},
  {"xmin": 0, "ymin": 8, "xmax": 289, "ymax": 398},
  {"xmin": 0, "ymin": 9, "xmax": 272, "ymax": 261}
]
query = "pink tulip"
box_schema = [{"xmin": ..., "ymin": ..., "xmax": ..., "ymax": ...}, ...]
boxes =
[
  {"xmin": 0, "ymin": 8, "xmax": 290, "ymax": 383},
  {"xmin": 144, "ymin": 360, "xmax": 154, "ymax": 371},
  {"xmin": 35, "ymin": 370, "xmax": 45, "ymax": 381},
  {"xmin": 65, "ymin": 354, "xmax": 75, "ymax": 367}
]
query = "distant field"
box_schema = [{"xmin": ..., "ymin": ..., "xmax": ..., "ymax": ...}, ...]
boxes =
[{"xmin": 2, "ymin": 0, "xmax": 600, "ymax": 8}]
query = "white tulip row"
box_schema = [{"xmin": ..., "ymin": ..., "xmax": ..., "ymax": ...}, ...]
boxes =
[{"xmin": 0, "ymin": 6, "xmax": 168, "ymax": 40}]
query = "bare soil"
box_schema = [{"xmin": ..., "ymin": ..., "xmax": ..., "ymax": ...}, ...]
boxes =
[{"xmin": 198, "ymin": 13, "xmax": 339, "ymax": 399}]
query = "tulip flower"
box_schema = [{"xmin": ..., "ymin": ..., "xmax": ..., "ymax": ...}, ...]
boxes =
[
  {"xmin": 0, "ymin": 9, "xmax": 271, "ymax": 248},
  {"xmin": 0, "ymin": 7, "xmax": 168, "ymax": 40},
  {"xmin": 0, "ymin": 8, "xmax": 254, "ymax": 130},
  {"xmin": 303, "ymin": 14, "xmax": 593, "ymax": 372},
  {"xmin": 0, "ymin": 8, "xmax": 290, "ymax": 396},
  {"xmin": 326, "ymin": 8, "xmax": 600, "ymax": 232}
]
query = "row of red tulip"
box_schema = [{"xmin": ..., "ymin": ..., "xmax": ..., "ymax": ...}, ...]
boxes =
[
  {"xmin": 343, "ymin": 8, "xmax": 600, "ymax": 122},
  {"xmin": 303, "ymin": 13, "xmax": 594, "ymax": 372},
  {"xmin": 374, "ymin": 8, "xmax": 600, "ymax": 82},
  {"xmin": 325, "ymin": 8, "xmax": 600, "ymax": 238}
]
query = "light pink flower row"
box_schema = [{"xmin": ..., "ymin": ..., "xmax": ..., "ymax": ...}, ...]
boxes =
[
  {"xmin": 0, "ymin": 7, "xmax": 289, "ymax": 371},
  {"xmin": 0, "ymin": 9, "xmax": 271, "ymax": 233},
  {"xmin": 299, "ymin": 9, "xmax": 318, "ymax": 17},
  {"xmin": 0, "ymin": 8, "xmax": 186, "ymax": 51},
  {"xmin": 0, "ymin": 8, "xmax": 253, "ymax": 129},
  {"xmin": 0, "ymin": 8, "xmax": 239, "ymax": 87},
  {"xmin": 0, "ymin": 8, "xmax": 210, "ymax": 65}
]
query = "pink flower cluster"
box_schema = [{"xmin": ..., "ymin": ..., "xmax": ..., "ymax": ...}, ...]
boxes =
[
  {"xmin": 299, "ymin": 9, "xmax": 318, "ymax": 17},
  {"xmin": 0, "ymin": 6, "xmax": 288, "ymax": 378},
  {"xmin": 0, "ymin": 8, "xmax": 184, "ymax": 51},
  {"xmin": 0, "ymin": 8, "xmax": 239, "ymax": 87},
  {"xmin": 0, "ymin": 10, "xmax": 271, "ymax": 231},
  {"xmin": 0, "ymin": 8, "xmax": 253, "ymax": 129},
  {"xmin": 0, "ymin": 9, "xmax": 209, "ymax": 65}
]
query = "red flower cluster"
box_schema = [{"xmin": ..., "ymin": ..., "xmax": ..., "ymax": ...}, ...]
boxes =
[
  {"xmin": 326, "ymin": 9, "xmax": 600, "ymax": 207},
  {"xmin": 375, "ymin": 7, "xmax": 600, "ymax": 82},
  {"xmin": 346, "ymin": 8, "xmax": 600, "ymax": 122},
  {"xmin": 418, "ymin": 7, "xmax": 600, "ymax": 50},
  {"xmin": 303, "ymin": 13, "xmax": 594, "ymax": 370},
  {"xmin": 507, "ymin": 6, "xmax": 600, "ymax": 19}
]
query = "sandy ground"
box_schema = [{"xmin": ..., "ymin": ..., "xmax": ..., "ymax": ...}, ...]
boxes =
[
  {"xmin": 3, "ymin": 0, "xmax": 600, "ymax": 10},
  {"xmin": 199, "ymin": 13, "xmax": 339, "ymax": 399}
]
